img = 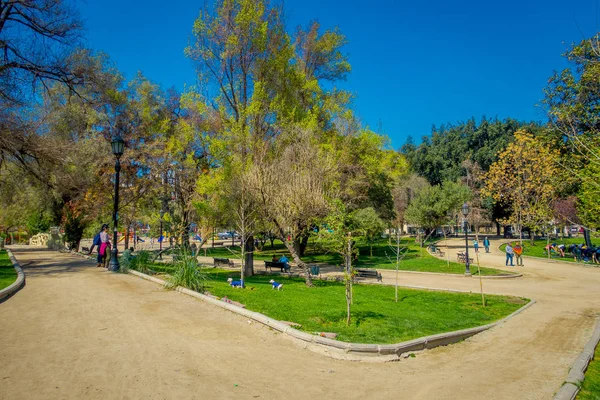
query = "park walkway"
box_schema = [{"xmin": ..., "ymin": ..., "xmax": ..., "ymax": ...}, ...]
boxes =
[{"xmin": 0, "ymin": 239, "xmax": 599, "ymax": 399}]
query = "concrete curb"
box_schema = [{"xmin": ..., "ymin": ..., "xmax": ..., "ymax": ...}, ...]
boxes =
[
  {"xmin": 389, "ymin": 268, "xmax": 522, "ymax": 279},
  {"xmin": 0, "ymin": 249, "xmax": 26, "ymax": 302},
  {"xmin": 126, "ymin": 269, "xmax": 535, "ymax": 361},
  {"xmin": 554, "ymin": 317, "xmax": 600, "ymax": 400}
]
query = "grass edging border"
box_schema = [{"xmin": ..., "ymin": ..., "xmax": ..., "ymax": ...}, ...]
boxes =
[
  {"xmin": 0, "ymin": 249, "xmax": 26, "ymax": 303},
  {"xmin": 553, "ymin": 317, "xmax": 600, "ymax": 400},
  {"xmin": 127, "ymin": 269, "xmax": 535, "ymax": 361}
]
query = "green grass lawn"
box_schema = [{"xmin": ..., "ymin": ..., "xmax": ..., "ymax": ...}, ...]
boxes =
[
  {"xmin": 0, "ymin": 250, "xmax": 17, "ymax": 290},
  {"xmin": 500, "ymin": 237, "xmax": 600, "ymax": 264},
  {"xmin": 185, "ymin": 270, "xmax": 526, "ymax": 343},
  {"xmin": 197, "ymin": 238, "xmax": 511, "ymax": 276},
  {"xmin": 577, "ymin": 345, "xmax": 600, "ymax": 399}
]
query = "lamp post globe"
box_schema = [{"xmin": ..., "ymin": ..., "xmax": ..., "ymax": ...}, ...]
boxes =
[
  {"xmin": 461, "ymin": 202, "xmax": 470, "ymax": 218},
  {"xmin": 108, "ymin": 134, "xmax": 125, "ymax": 272},
  {"xmin": 461, "ymin": 202, "xmax": 471, "ymax": 276}
]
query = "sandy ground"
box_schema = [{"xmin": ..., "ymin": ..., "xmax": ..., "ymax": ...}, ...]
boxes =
[{"xmin": 1, "ymin": 237, "xmax": 599, "ymax": 400}]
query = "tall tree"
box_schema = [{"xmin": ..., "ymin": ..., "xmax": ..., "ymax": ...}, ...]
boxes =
[
  {"xmin": 405, "ymin": 181, "xmax": 470, "ymax": 246},
  {"xmin": 401, "ymin": 117, "xmax": 542, "ymax": 185},
  {"xmin": 484, "ymin": 130, "xmax": 561, "ymax": 244}
]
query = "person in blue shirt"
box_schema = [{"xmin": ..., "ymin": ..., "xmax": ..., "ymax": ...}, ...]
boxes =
[
  {"xmin": 279, "ymin": 255, "xmax": 290, "ymax": 272},
  {"xmin": 483, "ymin": 237, "xmax": 490, "ymax": 253},
  {"xmin": 505, "ymin": 243, "xmax": 515, "ymax": 266}
]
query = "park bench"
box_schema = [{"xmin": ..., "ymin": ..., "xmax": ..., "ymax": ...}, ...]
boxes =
[
  {"xmin": 428, "ymin": 245, "xmax": 445, "ymax": 258},
  {"xmin": 427, "ymin": 244, "xmax": 445, "ymax": 258},
  {"xmin": 264, "ymin": 261, "xmax": 289, "ymax": 272},
  {"xmin": 355, "ymin": 269, "xmax": 382, "ymax": 281},
  {"xmin": 456, "ymin": 252, "xmax": 473, "ymax": 264},
  {"xmin": 214, "ymin": 257, "xmax": 234, "ymax": 268},
  {"xmin": 81, "ymin": 246, "xmax": 90, "ymax": 253}
]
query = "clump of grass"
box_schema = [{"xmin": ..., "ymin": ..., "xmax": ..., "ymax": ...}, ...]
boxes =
[
  {"xmin": 127, "ymin": 250, "xmax": 152, "ymax": 274},
  {"xmin": 167, "ymin": 250, "xmax": 207, "ymax": 292},
  {"xmin": 118, "ymin": 249, "xmax": 133, "ymax": 273}
]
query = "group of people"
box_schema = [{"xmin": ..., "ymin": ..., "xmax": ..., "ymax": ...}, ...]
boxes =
[
  {"xmin": 469, "ymin": 236, "xmax": 524, "ymax": 267},
  {"xmin": 546, "ymin": 242, "xmax": 600, "ymax": 263},
  {"xmin": 472, "ymin": 237, "xmax": 491, "ymax": 254},
  {"xmin": 504, "ymin": 242, "xmax": 524, "ymax": 266},
  {"xmin": 88, "ymin": 224, "xmax": 111, "ymax": 268}
]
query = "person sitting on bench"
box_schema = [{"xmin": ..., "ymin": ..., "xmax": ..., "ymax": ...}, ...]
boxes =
[{"xmin": 279, "ymin": 255, "xmax": 290, "ymax": 272}]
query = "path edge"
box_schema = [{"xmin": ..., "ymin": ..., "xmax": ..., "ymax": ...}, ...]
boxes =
[
  {"xmin": 127, "ymin": 269, "xmax": 535, "ymax": 362},
  {"xmin": 553, "ymin": 317, "xmax": 600, "ymax": 400},
  {"xmin": 0, "ymin": 249, "xmax": 26, "ymax": 302}
]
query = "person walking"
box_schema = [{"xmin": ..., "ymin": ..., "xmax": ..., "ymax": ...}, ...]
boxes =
[
  {"xmin": 483, "ymin": 236, "xmax": 490, "ymax": 253},
  {"xmin": 99, "ymin": 224, "xmax": 111, "ymax": 268},
  {"xmin": 92, "ymin": 224, "xmax": 109, "ymax": 268},
  {"xmin": 89, "ymin": 226, "xmax": 103, "ymax": 267},
  {"xmin": 505, "ymin": 242, "xmax": 515, "ymax": 266},
  {"xmin": 513, "ymin": 242, "xmax": 524, "ymax": 266},
  {"xmin": 473, "ymin": 239, "xmax": 479, "ymax": 253}
]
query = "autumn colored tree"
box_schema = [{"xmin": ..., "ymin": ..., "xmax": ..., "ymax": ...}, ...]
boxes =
[{"xmin": 484, "ymin": 130, "xmax": 561, "ymax": 244}]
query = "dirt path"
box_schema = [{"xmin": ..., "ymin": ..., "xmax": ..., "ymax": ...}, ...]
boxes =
[{"xmin": 1, "ymin": 239, "xmax": 599, "ymax": 400}]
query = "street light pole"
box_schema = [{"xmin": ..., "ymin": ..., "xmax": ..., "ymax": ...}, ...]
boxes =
[
  {"xmin": 108, "ymin": 132, "xmax": 125, "ymax": 272},
  {"xmin": 461, "ymin": 202, "xmax": 471, "ymax": 276}
]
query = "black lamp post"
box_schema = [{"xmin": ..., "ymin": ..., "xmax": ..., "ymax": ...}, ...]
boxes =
[
  {"xmin": 108, "ymin": 133, "xmax": 125, "ymax": 272},
  {"xmin": 461, "ymin": 202, "xmax": 471, "ymax": 276},
  {"xmin": 159, "ymin": 209, "xmax": 164, "ymax": 260}
]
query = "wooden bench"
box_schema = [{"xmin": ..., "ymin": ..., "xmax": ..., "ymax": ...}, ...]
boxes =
[
  {"xmin": 213, "ymin": 257, "xmax": 234, "ymax": 268},
  {"xmin": 355, "ymin": 269, "xmax": 382, "ymax": 281},
  {"xmin": 264, "ymin": 261, "xmax": 289, "ymax": 272},
  {"xmin": 456, "ymin": 253, "xmax": 474, "ymax": 264},
  {"xmin": 428, "ymin": 245, "xmax": 445, "ymax": 258}
]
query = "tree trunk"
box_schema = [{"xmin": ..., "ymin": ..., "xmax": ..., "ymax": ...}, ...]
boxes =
[
  {"xmin": 496, "ymin": 222, "xmax": 501, "ymax": 236},
  {"xmin": 124, "ymin": 224, "xmax": 130, "ymax": 250},
  {"xmin": 443, "ymin": 230, "xmax": 450, "ymax": 268},
  {"xmin": 294, "ymin": 232, "xmax": 309, "ymax": 258},
  {"xmin": 345, "ymin": 235, "xmax": 353, "ymax": 325},
  {"xmin": 244, "ymin": 235, "xmax": 254, "ymax": 277},
  {"xmin": 584, "ymin": 228, "xmax": 592, "ymax": 248},
  {"xmin": 395, "ymin": 225, "xmax": 400, "ymax": 303},
  {"xmin": 272, "ymin": 219, "xmax": 312, "ymax": 286}
]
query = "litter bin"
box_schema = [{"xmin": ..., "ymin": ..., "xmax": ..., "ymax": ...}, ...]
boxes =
[
  {"xmin": 309, "ymin": 265, "xmax": 320, "ymax": 276},
  {"xmin": 0, "ymin": 237, "xmax": 4, "ymax": 249}
]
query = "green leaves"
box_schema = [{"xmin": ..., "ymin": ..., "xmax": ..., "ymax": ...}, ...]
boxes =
[{"xmin": 405, "ymin": 181, "xmax": 471, "ymax": 229}]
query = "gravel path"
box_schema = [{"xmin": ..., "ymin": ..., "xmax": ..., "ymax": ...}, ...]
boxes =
[{"xmin": 0, "ymin": 238, "xmax": 599, "ymax": 399}]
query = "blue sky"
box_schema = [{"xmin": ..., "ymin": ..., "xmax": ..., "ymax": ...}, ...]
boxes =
[{"xmin": 80, "ymin": 0, "xmax": 599, "ymax": 148}]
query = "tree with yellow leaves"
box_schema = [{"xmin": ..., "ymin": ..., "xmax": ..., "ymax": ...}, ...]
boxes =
[{"xmin": 484, "ymin": 130, "xmax": 561, "ymax": 245}]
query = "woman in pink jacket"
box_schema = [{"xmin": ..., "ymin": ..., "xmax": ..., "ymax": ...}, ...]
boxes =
[{"xmin": 99, "ymin": 224, "xmax": 111, "ymax": 268}]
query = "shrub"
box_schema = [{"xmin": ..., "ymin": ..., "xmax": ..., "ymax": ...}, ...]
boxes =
[
  {"xmin": 124, "ymin": 250, "xmax": 152, "ymax": 274},
  {"xmin": 167, "ymin": 250, "xmax": 207, "ymax": 292}
]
